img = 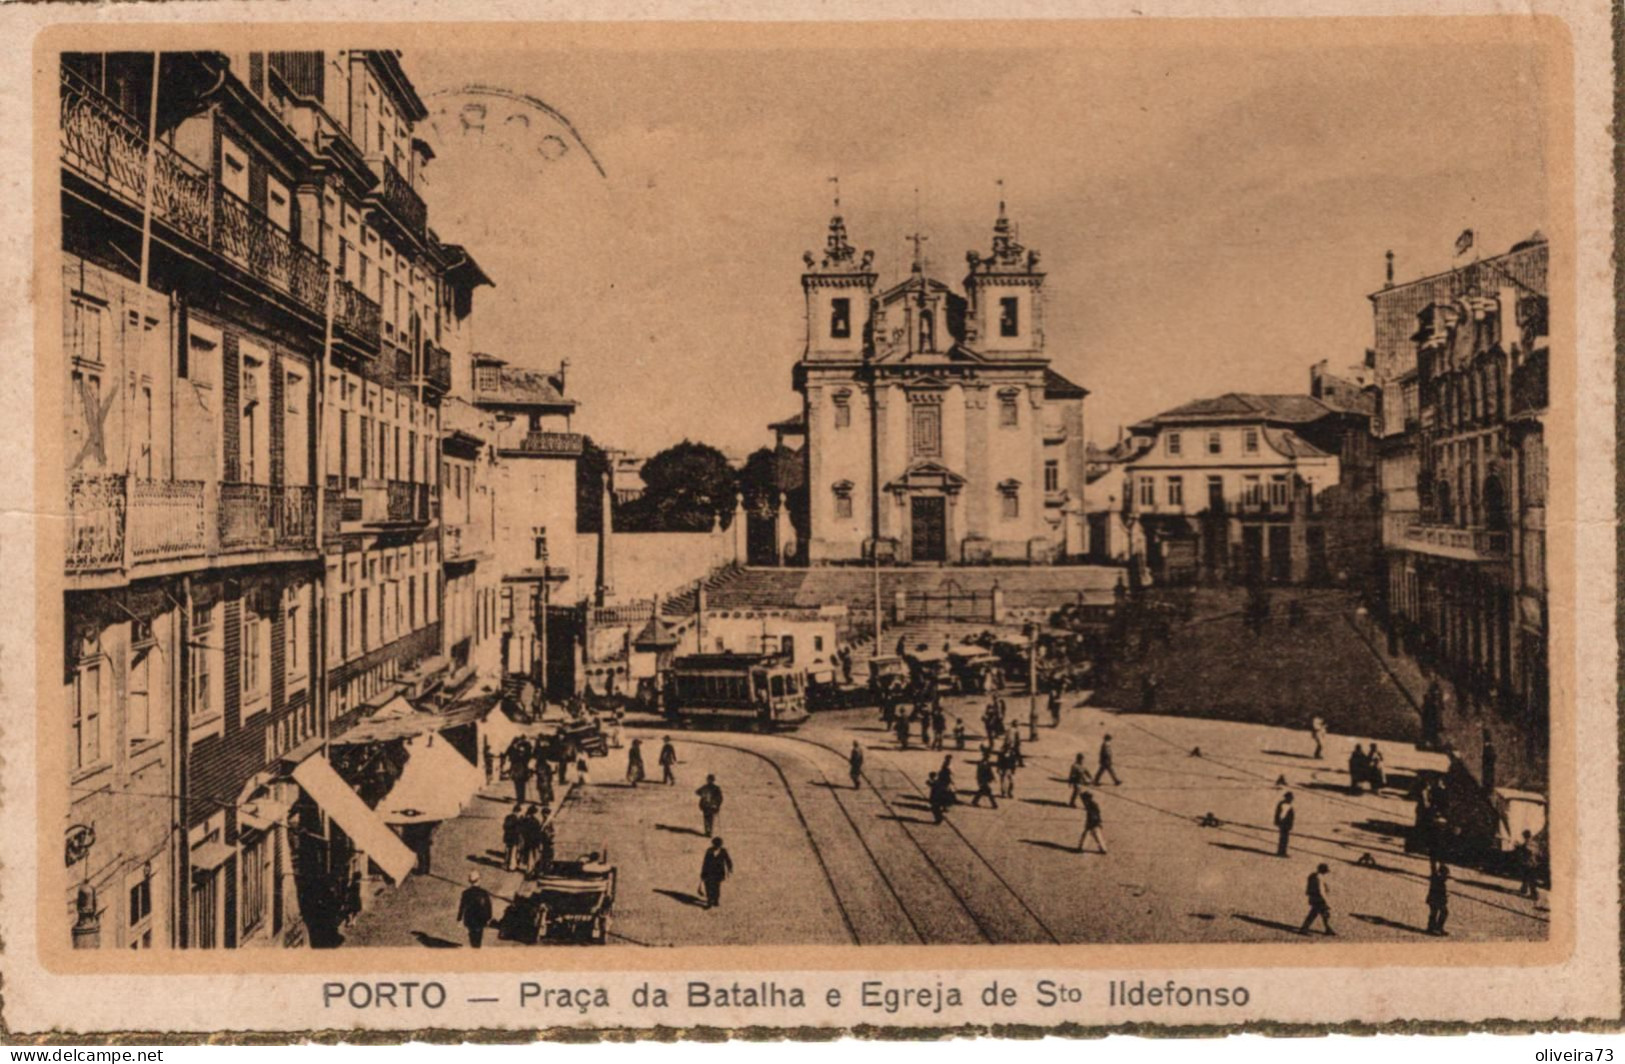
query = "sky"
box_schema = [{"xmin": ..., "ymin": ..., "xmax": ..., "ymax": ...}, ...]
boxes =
[{"xmin": 407, "ymin": 21, "xmax": 1557, "ymax": 457}]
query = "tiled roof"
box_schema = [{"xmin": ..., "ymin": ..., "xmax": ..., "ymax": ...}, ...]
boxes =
[
  {"xmin": 475, "ymin": 364, "xmax": 575, "ymax": 409},
  {"xmin": 1263, "ymin": 427, "xmax": 1331, "ymax": 459},
  {"xmin": 1142, "ymin": 393, "xmax": 1332, "ymax": 426},
  {"xmin": 1044, "ymin": 367, "xmax": 1089, "ymax": 399}
]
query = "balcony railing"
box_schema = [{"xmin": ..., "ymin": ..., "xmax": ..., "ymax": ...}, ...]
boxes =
[
  {"xmin": 323, "ymin": 485, "xmax": 344, "ymax": 542},
  {"xmin": 368, "ymin": 156, "xmax": 427, "ymax": 243},
  {"xmin": 66, "ymin": 473, "xmax": 127, "ymax": 573},
  {"xmin": 219, "ymin": 483, "xmax": 316, "ymax": 552},
  {"xmin": 512, "ymin": 431, "xmax": 585, "ymax": 457},
  {"xmin": 60, "ymin": 68, "xmax": 213, "ymax": 247},
  {"xmin": 387, "ymin": 479, "xmax": 430, "ymax": 523},
  {"xmin": 60, "ymin": 68, "xmax": 328, "ymax": 318},
  {"xmin": 66, "ymin": 474, "xmax": 313, "ymax": 574},
  {"xmin": 425, "ymin": 343, "xmax": 452, "ymax": 393},
  {"xmin": 1403, "ymin": 523, "xmax": 1509, "ymax": 562},
  {"xmin": 214, "ymin": 189, "xmax": 327, "ymax": 314},
  {"xmin": 333, "ymin": 278, "xmax": 381, "ymax": 348},
  {"xmin": 128, "ymin": 478, "xmax": 209, "ymax": 563}
]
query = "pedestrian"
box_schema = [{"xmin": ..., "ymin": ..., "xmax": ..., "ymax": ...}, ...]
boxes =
[
  {"xmin": 506, "ymin": 735, "xmax": 532, "ymax": 804},
  {"xmin": 538, "ymin": 818, "xmax": 556, "ymax": 876},
  {"xmin": 919, "ymin": 706, "xmax": 932, "ymax": 747},
  {"xmin": 457, "ymin": 872, "xmax": 493, "ymax": 948},
  {"xmin": 895, "ymin": 713, "xmax": 911, "ymax": 751},
  {"xmin": 841, "ymin": 648, "xmax": 854, "ymax": 685},
  {"xmin": 575, "ymin": 750, "xmax": 590, "ymax": 787},
  {"xmin": 953, "ymin": 718, "xmax": 967, "ymax": 750},
  {"xmin": 1367, "ymin": 744, "xmax": 1387, "ymax": 791},
  {"xmin": 1140, "ymin": 672, "xmax": 1159, "ymax": 712},
  {"xmin": 1347, "ymin": 744, "xmax": 1368, "ymax": 795},
  {"xmin": 1028, "ymin": 700, "xmax": 1040, "ymax": 742},
  {"xmin": 1300, "ymin": 863, "xmax": 1335, "ymax": 936},
  {"xmin": 483, "ymin": 737, "xmax": 496, "ymax": 785},
  {"xmin": 895, "ymin": 634, "xmax": 906, "ymax": 658},
  {"xmin": 972, "ymin": 755, "xmax": 999, "ymax": 808},
  {"xmin": 556, "ymin": 738, "xmax": 574, "ymax": 785},
  {"xmin": 1095, "ymin": 734, "xmax": 1122, "ymax": 785},
  {"xmin": 1309, "ymin": 716, "xmax": 1327, "ymax": 760},
  {"xmin": 1481, "ymin": 729, "xmax": 1498, "ymax": 792},
  {"xmin": 1426, "ymin": 863, "xmax": 1451, "ymax": 935},
  {"xmin": 697, "ymin": 774, "xmax": 724, "ymax": 836},
  {"xmin": 1514, "ymin": 830, "xmax": 1541, "ymax": 900},
  {"xmin": 535, "ymin": 761, "xmax": 555, "ymax": 808},
  {"xmin": 931, "ymin": 707, "xmax": 947, "ymax": 751},
  {"xmin": 659, "ymin": 736, "xmax": 678, "ymax": 785},
  {"xmin": 996, "ymin": 745, "xmax": 1015, "ymax": 799},
  {"xmin": 608, "ymin": 710, "xmax": 625, "ymax": 751},
  {"xmin": 849, "ymin": 741, "xmax": 864, "ymax": 790},
  {"xmin": 1048, "ymin": 688, "xmax": 1062, "ymax": 728},
  {"xmin": 502, "ymin": 803, "xmax": 523, "ymax": 872},
  {"xmin": 519, "ymin": 804, "xmax": 544, "ymax": 873},
  {"xmin": 1274, "ymin": 792, "xmax": 1296, "ymax": 857},
  {"xmin": 342, "ymin": 870, "xmax": 364, "ymax": 930},
  {"xmin": 626, "ymin": 737, "xmax": 646, "ymax": 787},
  {"xmin": 1062, "ymin": 757, "xmax": 1088, "ymax": 808},
  {"xmin": 1076, "ymin": 790, "xmax": 1106, "ymax": 853},
  {"xmin": 937, "ymin": 754, "xmax": 957, "ymax": 799},
  {"xmin": 926, "ymin": 772, "xmax": 947, "ymax": 823},
  {"xmin": 699, "ymin": 836, "xmax": 733, "ymax": 909}
]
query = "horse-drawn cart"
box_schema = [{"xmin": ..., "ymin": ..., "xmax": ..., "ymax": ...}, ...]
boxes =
[{"xmin": 505, "ymin": 850, "xmax": 616, "ymax": 945}]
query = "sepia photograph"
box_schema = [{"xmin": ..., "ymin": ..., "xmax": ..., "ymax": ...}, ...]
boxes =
[{"xmin": 5, "ymin": 4, "xmax": 1617, "ymax": 1038}]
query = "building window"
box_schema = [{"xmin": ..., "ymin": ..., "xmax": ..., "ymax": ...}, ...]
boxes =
[
  {"xmin": 1139, "ymin": 477, "xmax": 1155, "ymax": 507},
  {"xmin": 360, "ymin": 588, "xmax": 370, "ymax": 652},
  {"xmin": 1000, "ymin": 482, "xmax": 1021, "ymax": 519},
  {"xmin": 191, "ymin": 603, "xmax": 216, "ymax": 725},
  {"xmin": 911, "ymin": 403, "xmax": 941, "ymax": 457},
  {"xmin": 830, "ymin": 297, "xmax": 851, "ymax": 339},
  {"xmin": 220, "ymin": 136, "xmax": 249, "ymax": 200},
  {"xmin": 128, "ymin": 637, "xmax": 154, "ymax": 745},
  {"xmin": 1244, "ymin": 428, "xmax": 1260, "ymax": 454},
  {"xmin": 127, "ymin": 868, "xmax": 153, "ymax": 949},
  {"xmin": 999, "ymin": 390, "xmax": 1020, "ymax": 428},
  {"xmin": 286, "ymin": 592, "xmax": 303, "ymax": 681},
  {"xmin": 833, "ymin": 481, "xmax": 854, "ymax": 520},
  {"xmin": 1270, "ymin": 474, "xmax": 1290, "ymax": 507},
  {"xmin": 72, "ymin": 655, "xmax": 103, "ymax": 773},
  {"xmin": 240, "ymin": 832, "xmax": 269, "ymax": 935},
  {"xmin": 1207, "ymin": 475, "xmax": 1224, "ymax": 509},
  {"xmin": 475, "ymin": 364, "xmax": 498, "ymax": 391},
  {"xmin": 1207, "ymin": 431, "xmax": 1222, "ymax": 455},
  {"xmin": 1242, "ymin": 475, "xmax": 1263, "ymax": 505},
  {"xmin": 999, "ymin": 296, "xmax": 1019, "ymax": 338},
  {"xmin": 266, "ymin": 176, "xmax": 291, "ymax": 232},
  {"xmin": 1166, "ymin": 432, "xmax": 1181, "ymax": 456},
  {"xmin": 1167, "ymin": 476, "xmax": 1183, "ymax": 507},
  {"xmin": 1044, "ymin": 459, "xmax": 1060, "ymax": 493},
  {"xmin": 833, "ymin": 391, "xmax": 851, "ymax": 430},
  {"xmin": 242, "ymin": 608, "xmax": 267, "ymax": 708}
]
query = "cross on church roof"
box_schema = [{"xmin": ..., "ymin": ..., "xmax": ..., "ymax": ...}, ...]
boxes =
[{"xmin": 906, "ymin": 230, "xmax": 929, "ymax": 274}]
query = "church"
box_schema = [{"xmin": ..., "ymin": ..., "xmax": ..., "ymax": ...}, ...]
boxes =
[{"xmin": 788, "ymin": 203, "xmax": 1088, "ymax": 564}]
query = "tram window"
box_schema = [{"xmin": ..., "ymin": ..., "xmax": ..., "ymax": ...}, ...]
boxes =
[
  {"xmin": 786, "ymin": 674, "xmax": 799, "ymax": 694},
  {"xmin": 770, "ymin": 676, "xmax": 785, "ymax": 698},
  {"xmin": 729, "ymin": 677, "xmax": 747, "ymax": 702},
  {"xmin": 753, "ymin": 673, "xmax": 768, "ymax": 699}
]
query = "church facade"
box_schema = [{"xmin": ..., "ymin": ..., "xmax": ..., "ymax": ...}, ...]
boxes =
[{"xmin": 793, "ymin": 207, "xmax": 1088, "ymax": 564}]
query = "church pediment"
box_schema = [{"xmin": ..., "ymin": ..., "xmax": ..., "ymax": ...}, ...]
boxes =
[{"xmin": 887, "ymin": 461, "xmax": 968, "ymax": 495}]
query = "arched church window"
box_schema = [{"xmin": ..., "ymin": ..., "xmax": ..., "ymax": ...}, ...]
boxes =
[
  {"xmin": 919, "ymin": 309, "xmax": 935, "ymax": 353},
  {"xmin": 999, "ymin": 297, "xmax": 1020, "ymax": 338},
  {"xmin": 830, "ymin": 297, "xmax": 851, "ymax": 340}
]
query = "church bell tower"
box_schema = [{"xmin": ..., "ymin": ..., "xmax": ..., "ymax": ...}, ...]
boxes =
[
  {"xmin": 802, "ymin": 210, "xmax": 876, "ymax": 361},
  {"xmin": 964, "ymin": 197, "xmax": 1045, "ymax": 359}
]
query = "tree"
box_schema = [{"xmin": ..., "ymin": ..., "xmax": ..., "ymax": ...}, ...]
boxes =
[
  {"xmin": 626, "ymin": 440, "xmax": 739, "ymax": 532},
  {"xmin": 738, "ymin": 446, "xmax": 782, "ymax": 515},
  {"xmin": 576, "ymin": 436, "xmax": 612, "ymax": 534}
]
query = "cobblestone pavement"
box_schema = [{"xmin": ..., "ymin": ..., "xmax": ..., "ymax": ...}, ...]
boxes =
[{"xmin": 344, "ymin": 695, "xmax": 1549, "ymax": 948}]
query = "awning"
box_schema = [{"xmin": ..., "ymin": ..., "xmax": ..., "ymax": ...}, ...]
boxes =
[
  {"xmin": 291, "ymin": 756, "xmax": 418, "ymax": 884},
  {"xmin": 189, "ymin": 841, "xmax": 234, "ymax": 872},
  {"xmin": 380, "ymin": 733, "xmax": 480, "ymax": 825}
]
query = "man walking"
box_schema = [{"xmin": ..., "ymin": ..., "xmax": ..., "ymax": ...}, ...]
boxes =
[
  {"xmin": 1274, "ymin": 792, "xmax": 1296, "ymax": 857},
  {"xmin": 848, "ymin": 741, "xmax": 864, "ymax": 790},
  {"xmin": 1048, "ymin": 687, "xmax": 1062, "ymax": 728},
  {"xmin": 1028, "ymin": 700, "xmax": 1040, "ymax": 743},
  {"xmin": 971, "ymin": 755, "xmax": 999, "ymax": 809},
  {"xmin": 519, "ymin": 804, "xmax": 544, "ymax": 873},
  {"xmin": 1426, "ymin": 862, "xmax": 1451, "ymax": 935},
  {"xmin": 1076, "ymin": 790, "xmax": 1106, "ymax": 853},
  {"xmin": 1300, "ymin": 863, "xmax": 1334, "ymax": 936},
  {"xmin": 1514, "ymin": 830, "xmax": 1541, "ymax": 900},
  {"xmin": 659, "ymin": 736, "xmax": 678, "ymax": 785},
  {"xmin": 894, "ymin": 713, "xmax": 911, "ymax": 751},
  {"xmin": 1309, "ymin": 716, "xmax": 1327, "ymax": 760},
  {"xmin": 1067, "ymin": 754, "xmax": 1090, "ymax": 807},
  {"xmin": 502, "ymin": 803, "xmax": 523, "ymax": 872},
  {"xmin": 506, "ymin": 735, "xmax": 532, "ymax": 804},
  {"xmin": 1095, "ymin": 734, "xmax": 1122, "ymax": 785},
  {"xmin": 699, "ymin": 837, "xmax": 733, "ymax": 909},
  {"xmin": 457, "ymin": 872, "xmax": 493, "ymax": 948},
  {"xmin": 953, "ymin": 718, "xmax": 967, "ymax": 751},
  {"xmin": 696, "ymin": 775, "xmax": 724, "ymax": 837},
  {"xmin": 626, "ymin": 737, "xmax": 646, "ymax": 787}
]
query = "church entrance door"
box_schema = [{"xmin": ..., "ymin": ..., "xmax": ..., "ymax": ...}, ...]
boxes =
[{"xmin": 911, "ymin": 496, "xmax": 947, "ymax": 563}]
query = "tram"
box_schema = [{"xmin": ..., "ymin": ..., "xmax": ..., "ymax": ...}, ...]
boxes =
[{"xmin": 663, "ymin": 653, "xmax": 810, "ymax": 731}]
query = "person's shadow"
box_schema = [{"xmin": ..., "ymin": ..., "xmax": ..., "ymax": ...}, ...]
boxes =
[
  {"xmin": 411, "ymin": 931, "xmax": 462, "ymax": 949},
  {"xmin": 654, "ymin": 887, "xmax": 708, "ymax": 908},
  {"xmin": 655, "ymin": 823, "xmax": 707, "ymax": 837}
]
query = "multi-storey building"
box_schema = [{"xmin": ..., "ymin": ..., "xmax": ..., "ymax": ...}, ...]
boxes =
[
  {"xmin": 56, "ymin": 49, "xmax": 488, "ymax": 950},
  {"xmin": 1371, "ymin": 236, "xmax": 1549, "ymax": 774},
  {"xmin": 1120, "ymin": 392, "xmax": 1373, "ymax": 585},
  {"xmin": 471, "ymin": 355, "xmax": 584, "ymax": 702},
  {"xmin": 792, "ymin": 204, "xmax": 1088, "ymax": 565}
]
